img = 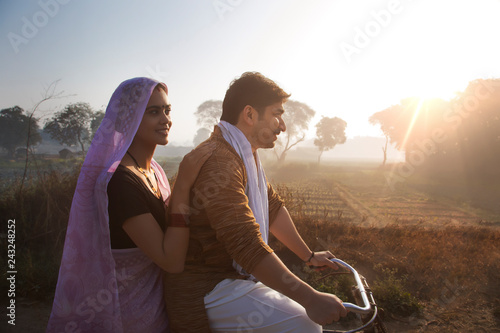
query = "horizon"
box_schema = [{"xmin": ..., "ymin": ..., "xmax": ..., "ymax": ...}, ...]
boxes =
[{"xmin": 32, "ymin": 128, "xmax": 405, "ymax": 162}]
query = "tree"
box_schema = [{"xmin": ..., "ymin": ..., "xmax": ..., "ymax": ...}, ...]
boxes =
[
  {"xmin": 369, "ymin": 113, "xmax": 392, "ymax": 166},
  {"xmin": 193, "ymin": 127, "xmax": 211, "ymax": 146},
  {"xmin": 90, "ymin": 111, "xmax": 105, "ymax": 139},
  {"xmin": 313, "ymin": 116, "xmax": 347, "ymax": 163},
  {"xmin": 275, "ymin": 100, "xmax": 316, "ymax": 163},
  {"xmin": 441, "ymin": 78, "xmax": 500, "ymax": 175},
  {"xmin": 20, "ymin": 79, "xmax": 66, "ymax": 193},
  {"xmin": 44, "ymin": 103, "xmax": 94, "ymax": 153},
  {"xmin": 194, "ymin": 100, "xmax": 222, "ymax": 130},
  {"xmin": 0, "ymin": 106, "xmax": 42, "ymax": 158},
  {"xmin": 369, "ymin": 97, "xmax": 448, "ymax": 163}
]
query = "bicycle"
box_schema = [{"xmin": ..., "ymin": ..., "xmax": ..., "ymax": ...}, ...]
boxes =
[{"xmin": 321, "ymin": 258, "xmax": 388, "ymax": 333}]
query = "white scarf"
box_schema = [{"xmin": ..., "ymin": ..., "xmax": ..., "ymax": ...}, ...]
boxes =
[{"xmin": 218, "ymin": 121, "xmax": 269, "ymax": 277}]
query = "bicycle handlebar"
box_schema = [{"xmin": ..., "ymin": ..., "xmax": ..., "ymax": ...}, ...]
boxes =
[{"xmin": 330, "ymin": 258, "xmax": 372, "ymax": 314}]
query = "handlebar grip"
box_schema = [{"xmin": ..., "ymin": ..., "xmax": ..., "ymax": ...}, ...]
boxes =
[{"xmin": 330, "ymin": 258, "xmax": 372, "ymax": 314}]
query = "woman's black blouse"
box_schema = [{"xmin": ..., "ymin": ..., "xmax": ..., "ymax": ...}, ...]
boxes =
[{"xmin": 107, "ymin": 165, "xmax": 166, "ymax": 249}]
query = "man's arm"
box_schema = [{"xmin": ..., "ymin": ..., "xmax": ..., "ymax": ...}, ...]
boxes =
[
  {"xmin": 251, "ymin": 252, "xmax": 347, "ymax": 325},
  {"xmin": 261, "ymin": 203, "xmax": 346, "ymax": 325},
  {"xmin": 270, "ymin": 206, "xmax": 339, "ymax": 269}
]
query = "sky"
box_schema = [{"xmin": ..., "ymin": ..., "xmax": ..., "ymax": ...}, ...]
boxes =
[{"xmin": 1, "ymin": 0, "xmax": 500, "ymax": 146}]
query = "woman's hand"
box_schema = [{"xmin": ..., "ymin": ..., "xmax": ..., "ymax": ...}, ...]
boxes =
[{"xmin": 176, "ymin": 141, "xmax": 215, "ymax": 189}]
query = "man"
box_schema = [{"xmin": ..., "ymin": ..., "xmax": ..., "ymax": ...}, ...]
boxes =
[{"xmin": 165, "ymin": 72, "xmax": 346, "ymax": 332}]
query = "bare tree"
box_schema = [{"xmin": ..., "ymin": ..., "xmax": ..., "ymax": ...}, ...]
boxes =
[
  {"xmin": 20, "ymin": 80, "xmax": 66, "ymax": 193},
  {"xmin": 275, "ymin": 100, "xmax": 315, "ymax": 163},
  {"xmin": 381, "ymin": 134, "xmax": 389, "ymax": 166}
]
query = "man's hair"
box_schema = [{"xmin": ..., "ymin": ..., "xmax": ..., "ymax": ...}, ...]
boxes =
[{"xmin": 221, "ymin": 72, "xmax": 290, "ymax": 125}]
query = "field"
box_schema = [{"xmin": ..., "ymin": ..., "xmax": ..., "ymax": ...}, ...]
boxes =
[
  {"xmin": 266, "ymin": 162, "xmax": 499, "ymax": 228},
  {"xmin": 1, "ymin": 158, "xmax": 499, "ymax": 332},
  {"xmin": 266, "ymin": 162, "xmax": 500, "ymax": 332}
]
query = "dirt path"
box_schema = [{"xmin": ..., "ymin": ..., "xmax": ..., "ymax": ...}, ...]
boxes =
[
  {"xmin": 333, "ymin": 182, "xmax": 385, "ymax": 226},
  {"xmin": 0, "ymin": 301, "xmax": 459, "ymax": 333}
]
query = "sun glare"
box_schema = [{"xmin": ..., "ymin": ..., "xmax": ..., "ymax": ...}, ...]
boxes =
[{"xmin": 400, "ymin": 99, "xmax": 424, "ymax": 150}]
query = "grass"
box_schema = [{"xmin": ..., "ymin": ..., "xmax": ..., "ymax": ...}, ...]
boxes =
[
  {"xmin": 371, "ymin": 265, "xmax": 422, "ymax": 316},
  {"xmin": 0, "ymin": 156, "xmax": 182, "ymax": 300},
  {"xmin": 0, "ymin": 162, "xmax": 81, "ymax": 299}
]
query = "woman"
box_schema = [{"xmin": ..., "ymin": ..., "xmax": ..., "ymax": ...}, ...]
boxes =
[{"xmin": 47, "ymin": 77, "xmax": 211, "ymax": 332}]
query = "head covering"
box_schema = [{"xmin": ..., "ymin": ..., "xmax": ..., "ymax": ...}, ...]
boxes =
[{"xmin": 47, "ymin": 77, "xmax": 170, "ymax": 332}]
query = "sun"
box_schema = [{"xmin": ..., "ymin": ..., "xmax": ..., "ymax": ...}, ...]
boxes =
[{"xmin": 400, "ymin": 78, "xmax": 470, "ymax": 150}]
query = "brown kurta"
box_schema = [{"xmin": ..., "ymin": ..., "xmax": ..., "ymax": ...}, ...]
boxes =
[{"xmin": 164, "ymin": 127, "xmax": 284, "ymax": 332}]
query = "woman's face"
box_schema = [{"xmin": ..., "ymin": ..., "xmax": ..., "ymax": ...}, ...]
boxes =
[{"xmin": 134, "ymin": 87, "xmax": 172, "ymax": 147}]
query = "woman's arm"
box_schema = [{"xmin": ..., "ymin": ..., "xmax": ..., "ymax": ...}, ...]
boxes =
[{"xmin": 123, "ymin": 142, "xmax": 214, "ymax": 273}]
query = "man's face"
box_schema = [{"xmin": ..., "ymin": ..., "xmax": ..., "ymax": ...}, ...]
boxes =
[{"xmin": 251, "ymin": 101, "xmax": 286, "ymax": 150}]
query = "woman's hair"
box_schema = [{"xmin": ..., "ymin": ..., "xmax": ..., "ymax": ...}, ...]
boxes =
[
  {"xmin": 221, "ymin": 72, "xmax": 290, "ymax": 125},
  {"xmin": 155, "ymin": 83, "xmax": 168, "ymax": 94}
]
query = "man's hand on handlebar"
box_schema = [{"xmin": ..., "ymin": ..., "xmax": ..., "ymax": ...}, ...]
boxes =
[
  {"xmin": 306, "ymin": 250, "xmax": 340, "ymax": 270},
  {"xmin": 305, "ymin": 290, "xmax": 347, "ymax": 325}
]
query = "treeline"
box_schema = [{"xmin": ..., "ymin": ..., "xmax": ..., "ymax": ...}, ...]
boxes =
[
  {"xmin": 370, "ymin": 78, "xmax": 500, "ymax": 180},
  {"xmin": 0, "ymin": 103, "xmax": 103, "ymax": 158},
  {"xmin": 1, "ymin": 99, "xmax": 348, "ymax": 164},
  {"xmin": 193, "ymin": 100, "xmax": 347, "ymax": 163}
]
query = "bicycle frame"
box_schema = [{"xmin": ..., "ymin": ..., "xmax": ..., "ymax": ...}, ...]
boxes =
[{"xmin": 322, "ymin": 259, "xmax": 388, "ymax": 333}]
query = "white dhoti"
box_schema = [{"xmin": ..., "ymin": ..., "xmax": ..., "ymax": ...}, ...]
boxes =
[{"xmin": 204, "ymin": 279, "xmax": 322, "ymax": 333}]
